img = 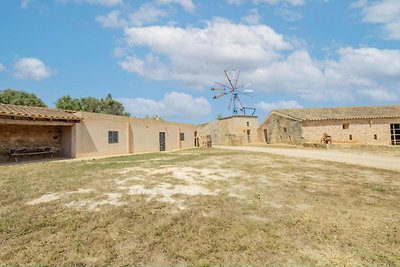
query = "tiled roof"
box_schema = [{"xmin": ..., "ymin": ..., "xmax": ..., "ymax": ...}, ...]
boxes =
[
  {"xmin": 0, "ymin": 103, "xmax": 80, "ymax": 121},
  {"xmin": 272, "ymin": 105, "xmax": 400, "ymax": 121}
]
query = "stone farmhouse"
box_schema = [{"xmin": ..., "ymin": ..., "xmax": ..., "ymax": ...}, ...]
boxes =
[
  {"xmin": 259, "ymin": 105, "xmax": 400, "ymax": 146},
  {"xmin": 0, "ymin": 103, "xmax": 196, "ymax": 162},
  {"xmin": 196, "ymin": 115, "xmax": 259, "ymax": 146},
  {"xmin": 1, "ymin": 103, "xmax": 400, "ymax": 162}
]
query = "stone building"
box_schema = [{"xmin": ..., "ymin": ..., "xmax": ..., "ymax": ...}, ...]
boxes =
[
  {"xmin": 259, "ymin": 105, "xmax": 400, "ymax": 146},
  {"xmin": 197, "ymin": 115, "xmax": 259, "ymax": 146},
  {"xmin": 0, "ymin": 103, "xmax": 196, "ymax": 162}
]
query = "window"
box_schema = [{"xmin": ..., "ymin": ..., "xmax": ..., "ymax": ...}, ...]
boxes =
[
  {"xmin": 349, "ymin": 134, "xmax": 352, "ymax": 141},
  {"xmin": 390, "ymin": 124, "xmax": 400, "ymax": 145},
  {"xmin": 246, "ymin": 122, "xmax": 250, "ymax": 126},
  {"xmin": 108, "ymin": 131, "xmax": 119, "ymax": 144},
  {"xmin": 180, "ymin": 133, "xmax": 185, "ymax": 141},
  {"xmin": 343, "ymin": 124, "xmax": 350, "ymax": 129},
  {"xmin": 283, "ymin": 127, "xmax": 287, "ymax": 133},
  {"xmin": 374, "ymin": 134, "xmax": 378, "ymax": 140}
]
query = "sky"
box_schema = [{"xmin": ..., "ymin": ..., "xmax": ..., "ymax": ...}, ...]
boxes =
[{"xmin": 0, "ymin": 0, "xmax": 400, "ymax": 124}]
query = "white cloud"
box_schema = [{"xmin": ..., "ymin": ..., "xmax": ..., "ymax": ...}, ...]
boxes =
[
  {"xmin": 96, "ymin": 10, "xmax": 126, "ymax": 28},
  {"xmin": 13, "ymin": 57, "xmax": 52, "ymax": 81},
  {"xmin": 226, "ymin": 0, "xmax": 245, "ymax": 5},
  {"xmin": 120, "ymin": 18, "xmax": 291, "ymax": 87},
  {"xmin": 20, "ymin": 0, "xmax": 34, "ymax": 9},
  {"xmin": 274, "ymin": 5, "xmax": 303, "ymax": 21},
  {"xmin": 156, "ymin": 0, "xmax": 196, "ymax": 12},
  {"xmin": 357, "ymin": 88, "xmax": 399, "ymax": 101},
  {"xmin": 84, "ymin": 0, "xmax": 122, "ymax": 6},
  {"xmin": 255, "ymin": 100, "xmax": 302, "ymax": 112},
  {"xmin": 0, "ymin": 63, "xmax": 5, "ymax": 72},
  {"xmin": 130, "ymin": 4, "xmax": 168, "ymax": 26},
  {"xmin": 118, "ymin": 92, "xmax": 211, "ymax": 119},
  {"xmin": 254, "ymin": 0, "xmax": 305, "ymax": 6},
  {"xmin": 241, "ymin": 8, "xmax": 262, "ymax": 25},
  {"xmin": 355, "ymin": 0, "xmax": 400, "ymax": 40},
  {"xmin": 118, "ymin": 18, "xmax": 400, "ymax": 103}
]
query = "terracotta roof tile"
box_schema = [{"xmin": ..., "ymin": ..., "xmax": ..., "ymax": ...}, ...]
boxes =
[
  {"xmin": 0, "ymin": 103, "xmax": 80, "ymax": 121},
  {"xmin": 273, "ymin": 105, "xmax": 400, "ymax": 121}
]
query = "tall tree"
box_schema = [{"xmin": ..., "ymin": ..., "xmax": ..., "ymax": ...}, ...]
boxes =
[
  {"xmin": 55, "ymin": 94, "xmax": 130, "ymax": 116},
  {"xmin": 0, "ymin": 89, "xmax": 47, "ymax": 107}
]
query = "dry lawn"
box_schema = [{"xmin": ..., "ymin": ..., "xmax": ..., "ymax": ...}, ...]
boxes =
[{"xmin": 0, "ymin": 148, "xmax": 399, "ymax": 266}]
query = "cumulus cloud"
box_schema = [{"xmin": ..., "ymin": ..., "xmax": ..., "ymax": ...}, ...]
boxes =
[
  {"xmin": 13, "ymin": 57, "xmax": 52, "ymax": 81},
  {"xmin": 120, "ymin": 18, "xmax": 291, "ymax": 87},
  {"xmin": 96, "ymin": 10, "xmax": 126, "ymax": 28},
  {"xmin": 254, "ymin": 0, "xmax": 305, "ymax": 6},
  {"xmin": 0, "ymin": 63, "xmax": 5, "ymax": 72},
  {"xmin": 241, "ymin": 8, "xmax": 262, "ymax": 25},
  {"xmin": 354, "ymin": 0, "xmax": 400, "ymax": 40},
  {"xmin": 130, "ymin": 4, "xmax": 168, "ymax": 26},
  {"xmin": 20, "ymin": 0, "xmax": 34, "ymax": 9},
  {"xmin": 84, "ymin": 0, "xmax": 122, "ymax": 6},
  {"xmin": 255, "ymin": 100, "xmax": 302, "ymax": 112},
  {"xmin": 117, "ymin": 18, "xmax": 400, "ymax": 103},
  {"xmin": 156, "ymin": 0, "xmax": 196, "ymax": 12},
  {"xmin": 118, "ymin": 92, "xmax": 211, "ymax": 118}
]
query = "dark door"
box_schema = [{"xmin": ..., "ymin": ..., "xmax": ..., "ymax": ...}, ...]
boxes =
[
  {"xmin": 247, "ymin": 130, "xmax": 251, "ymax": 143},
  {"xmin": 263, "ymin": 129, "xmax": 268, "ymax": 142},
  {"xmin": 159, "ymin": 132, "xmax": 166, "ymax": 151}
]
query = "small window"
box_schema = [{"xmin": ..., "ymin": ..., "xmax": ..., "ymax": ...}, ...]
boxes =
[
  {"xmin": 349, "ymin": 134, "xmax": 352, "ymax": 141},
  {"xmin": 246, "ymin": 122, "xmax": 250, "ymax": 126},
  {"xmin": 180, "ymin": 133, "xmax": 185, "ymax": 141},
  {"xmin": 108, "ymin": 131, "xmax": 119, "ymax": 144},
  {"xmin": 343, "ymin": 124, "xmax": 349, "ymax": 129},
  {"xmin": 283, "ymin": 127, "xmax": 287, "ymax": 133},
  {"xmin": 374, "ymin": 134, "xmax": 378, "ymax": 140}
]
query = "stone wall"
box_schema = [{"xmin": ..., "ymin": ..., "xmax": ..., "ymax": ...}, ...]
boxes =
[
  {"xmin": 301, "ymin": 118, "xmax": 400, "ymax": 145},
  {"xmin": 196, "ymin": 116, "xmax": 259, "ymax": 146},
  {"xmin": 262, "ymin": 114, "xmax": 302, "ymax": 145},
  {"xmin": 0, "ymin": 124, "xmax": 62, "ymax": 162}
]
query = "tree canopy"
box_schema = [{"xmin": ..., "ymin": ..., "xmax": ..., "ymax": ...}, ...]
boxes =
[
  {"xmin": 55, "ymin": 94, "xmax": 130, "ymax": 116},
  {"xmin": 0, "ymin": 89, "xmax": 47, "ymax": 107}
]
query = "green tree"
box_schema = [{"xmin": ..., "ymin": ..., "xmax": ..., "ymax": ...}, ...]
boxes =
[
  {"xmin": 0, "ymin": 89, "xmax": 47, "ymax": 107},
  {"xmin": 55, "ymin": 95, "xmax": 81, "ymax": 110},
  {"xmin": 55, "ymin": 94, "xmax": 130, "ymax": 116}
]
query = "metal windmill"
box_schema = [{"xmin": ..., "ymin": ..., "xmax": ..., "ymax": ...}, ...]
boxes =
[{"xmin": 211, "ymin": 69, "xmax": 256, "ymax": 116}]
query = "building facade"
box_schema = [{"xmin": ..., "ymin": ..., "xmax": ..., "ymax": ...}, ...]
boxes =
[
  {"xmin": 259, "ymin": 105, "xmax": 400, "ymax": 146},
  {"xmin": 0, "ymin": 103, "xmax": 196, "ymax": 162},
  {"xmin": 197, "ymin": 115, "xmax": 259, "ymax": 146}
]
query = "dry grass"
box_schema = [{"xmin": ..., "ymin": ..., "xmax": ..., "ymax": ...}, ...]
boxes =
[{"xmin": 0, "ymin": 148, "xmax": 399, "ymax": 266}]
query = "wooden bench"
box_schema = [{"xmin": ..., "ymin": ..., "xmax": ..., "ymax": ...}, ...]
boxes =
[{"xmin": 9, "ymin": 147, "xmax": 54, "ymax": 162}]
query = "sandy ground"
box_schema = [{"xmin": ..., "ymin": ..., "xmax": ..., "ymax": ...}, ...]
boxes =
[{"xmin": 215, "ymin": 145, "xmax": 400, "ymax": 172}]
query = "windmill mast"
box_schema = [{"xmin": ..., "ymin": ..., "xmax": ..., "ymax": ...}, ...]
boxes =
[{"xmin": 211, "ymin": 69, "xmax": 256, "ymax": 116}]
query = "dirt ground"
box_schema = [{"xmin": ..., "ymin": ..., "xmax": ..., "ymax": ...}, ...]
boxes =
[
  {"xmin": 217, "ymin": 145, "xmax": 400, "ymax": 172},
  {"xmin": 0, "ymin": 148, "xmax": 399, "ymax": 265}
]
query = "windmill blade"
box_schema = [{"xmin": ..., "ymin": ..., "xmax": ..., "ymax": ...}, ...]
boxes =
[
  {"xmin": 211, "ymin": 87, "xmax": 226, "ymax": 91},
  {"xmin": 215, "ymin": 82, "xmax": 231, "ymax": 90},
  {"xmin": 228, "ymin": 93, "xmax": 234, "ymax": 110},
  {"xmin": 234, "ymin": 70, "xmax": 240, "ymax": 88},
  {"xmin": 224, "ymin": 70, "xmax": 236, "ymax": 91},
  {"xmin": 213, "ymin": 92, "xmax": 227, "ymax": 99}
]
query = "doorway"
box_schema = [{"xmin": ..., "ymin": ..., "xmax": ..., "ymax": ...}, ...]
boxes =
[
  {"xmin": 263, "ymin": 129, "xmax": 268, "ymax": 143},
  {"xmin": 247, "ymin": 130, "xmax": 251, "ymax": 143},
  {"xmin": 159, "ymin": 132, "xmax": 166, "ymax": 151}
]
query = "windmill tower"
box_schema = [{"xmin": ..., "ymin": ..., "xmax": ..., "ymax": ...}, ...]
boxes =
[{"xmin": 211, "ymin": 69, "xmax": 256, "ymax": 116}]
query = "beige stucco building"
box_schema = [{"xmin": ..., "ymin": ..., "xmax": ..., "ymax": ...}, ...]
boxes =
[
  {"xmin": 259, "ymin": 105, "xmax": 400, "ymax": 146},
  {"xmin": 197, "ymin": 115, "xmax": 259, "ymax": 146},
  {"xmin": 0, "ymin": 103, "xmax": 196, "ymax": 162}
]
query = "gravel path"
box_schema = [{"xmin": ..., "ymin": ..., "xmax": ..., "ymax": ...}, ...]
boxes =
[{"xmin": 215, "ymin": 145, "xmax": 400, "ymax": 172}]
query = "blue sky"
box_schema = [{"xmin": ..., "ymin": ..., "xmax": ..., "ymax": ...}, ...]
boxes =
[{"xmin": 0, "ymin": 0, "xmax": 399, "ymax": 123}]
